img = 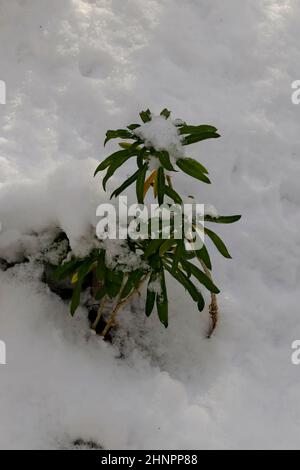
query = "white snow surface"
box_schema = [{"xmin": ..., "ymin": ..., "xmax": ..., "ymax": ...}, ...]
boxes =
[{"xmin": 1, "ymin": 0, "xmax": 300, "ymax": 450}]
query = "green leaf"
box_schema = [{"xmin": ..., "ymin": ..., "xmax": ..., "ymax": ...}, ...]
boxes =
[
  {"xmin": 197, "ymin": 296, "xmax": 205, "ymax": 312},
  {"xmin": 159, "ymin": 239, "xmax": 178, "ymax": 256},
  {"xmin": 157, "ymin": 151, "xmax": 175, "ymax": 171},
  {"xmin": 171, "ymin": 241, "xmax": 184, "ymax": 272},
  {"xmin": 178, "ymin": 125, "xmax": 218, "ymax": 135},
  {"xmin": 104, "ymin": 129, "xmax": 133, "ymax": 146},
  {"xmin": 94, "ymin": 149, "xmax": 133, "ymax": 176},
  {"xmin": 120, "ymin": 270, "xmax": 144, "ymax": 299},
  {"xmin": 96, "ymin": 252, "xmax": 106, "ymax": 280},
  {"xmin": 70, "ymin": 281, "xmax": 82, "ymax": 316},
  {"xmin": 77, "ymin": 258, "xmax": 96, "ymax": 282},
  {"xmin": 110, "ymin": 169, "xmax": 140, "ymax": 199},
  {"xmin": 176, "ymin": 158, "xmax": 211, "ymax": 184},
  {"xmin": 165, "ymin": 185, "xmax": 182, "ymax": 204},
  {"xmin": 102, "ymin": 152, "xmax": 135, "ymax": 190},
  {"xmin": 165, "ymin": 264, "xmax": 200, "ymax": 303},
  {"xmin": 106, "ymin": 272, "xmax": 122, "ymax": 298},
  {"xmin": 95, "ymin": 286, "xmax": 106, "ymax": 301},
  {"xmin": 118, "ymin": 142, "xmax": 139, "ymax": 150},
  {"xmin": 156, "ymin": 271, "xmax": 168, "ymax": 327},
  {"xmin": 156, "ymin": 297, "xmax": 168, "ymax": 327},
  {"xmin": 106, "ymin": 283, "xmax": 120, "ymax": 299},
  {"xmin": 136, "ymin": 164, "xmax": 148, "ymax": 204},
  {"xmin": 181, "ymin": 260, "xmax": 220, "ymax": 294},
  {"xmin": 196, "ymin": 245, "xmax": 212, "ymax": 270},
  {"xmin": 127, "ymin": 124, "xmax": 141, "ymax": 130},
  {"xmin": 140, "ymin": 109, "xmax": 152, "ymax": 123},
  {"xmin": 182, "ymin": 132, "xmax": 220, "ymax": 146},
  {"xmin": 145, "ymin": 273, "xmax": 157, "ymax": 317},
  {"xmin": 160, "ymin": 108, "xmax": 171, "ymax": 119},
  {"xmin": 137, "ymin": 148, "xmax": 147, "ymax": 169},
  {"xmin": 205, "ymin": 228, "xmax": 232, "ymax": 259},
  {"xmin": 144, "ymin": 239, "xmax": 165, "ymax": 259},
  {"xmin": 157, "ymin": 167, "xmax": 165, "ymax": 205},
  {"xmin": 204, "ymin": 215, "xmax": 242, "ymax": 224},
  {"xmin": 186, "ymin": 159, "xmax": 209, "ymax": 174},
  {"xmin": 54, "ymin": 258, "xmax": 81, "ymax": 280}
]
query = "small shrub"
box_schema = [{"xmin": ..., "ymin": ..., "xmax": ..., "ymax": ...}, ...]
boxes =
[{"xmin": 56, "ymin": 109, "xmax": 241, "ymax": 338}]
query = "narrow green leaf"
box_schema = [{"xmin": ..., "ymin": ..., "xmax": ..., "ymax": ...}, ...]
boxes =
[
  {"xmin": 106, "ymin": 274, "xmax": 122, "ymax": 298},
  {"xmin": 156, "ymin": 271, "xmax": 168, "ymax": 327},
  {"xmin": 205, "ymin": 228, "xmax": 232, "ymax": 259},
  {"xmin": 205, "ymin": 215, "xmax": 242, "ymax": 224},
  {"xmin": 54, "ymin": 259, "xmax": 81, "ymax": 280},
  {"xmin": 120, "ymin": 270, "xmax": 144, "ymax": 299},
  {"xmin": 156, "ymin": 298, "xmax": 168, "ymax": 327},
  {"xmin": 137, "ymin": 148, "xmax": 147, "ymax": 169},
  {"xmin": 159, "ymin": 239, "xmax": 178, "ymax": 256},
  {"xmin": 176, "ymin": 158, "xmax": 211, "ymax": 184},
  {"xmin": 104, "ymin": 129, "xmax": 133, "ymax": 146},
  {"xmin": 102, "ymin": 152, "xmax": 135, "ymax": 190},
  {"xmin": 136, "ymin": 164, "xmax": 148, "ymax": 203},
  {"xmin": 110, "ymin": 169, "xmax": 140, "ymax": 199},
  {"xmin": 181, "ymin": 260, "xmax": 220, "ymax": 294},
  {"xmin": 179, "ymin": 125, "xmax": 218, "ymax": 135},
  {"xmin": 94, "ymin": 149, "xmax": 133, "ymax": 176},
  {"xmin": 146, "ymin": 273, "xmax": 157, "ymax": 317},
  {"xmin": 197, "ymin": 295, "xmax": 205, "ymax": 312},
  {"xmin": 186, "ymin": 159, "xmax": 209, "ymax": 174},
  {"xmin": 165, "ymin": 264, "xmax": 200, "ymax": 303},
  {"xmin": 70, "ymin": 281, "xmax": 82, "ymax": 316},
  {"xmin": 157, "ymin": 151, "xmax": 175, "ymax": 171},
  {"xmin": 172, "ymin": 241, "xmax": 184, "ymax": 272},
  {"xmin": 157, "ymin": 167, "xmax": 165, "ymax": 205},
  {"xmin": 165, "ymin": 185, "xmax": 182, "ymax": 204},
  {"xmin": 77, "ymin": 259, "xmax": 95, "ymax": 282},
  {"xmin": 196, "ymin": 245, "xmax": 212, "ymax": 270},
  {"xmin": 127, "ymin": 124, "xmax": 141, "ymax": 130},
  {"xmin": 144, "ymin": 239, "xmax": 165, "ymax": 259},
  {"xmin": 182, "ymin": 132, "xmax": 220, "ymax": 146},
  {"xmin": 95, "ymin": 286, "xmax": 106, "ymax": 301}
]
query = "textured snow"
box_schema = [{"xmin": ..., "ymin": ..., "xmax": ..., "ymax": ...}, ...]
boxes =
[
  {"xmin": 103, "ymin": 239, "xmax": 148, "ymax": 273},
  {"xmin": 134, "ymin": 115, "xmax": 184, "ymax": 160},
  {"xmin": 0, "ymin": 0, "xmax": 300, "ymax": 450}
]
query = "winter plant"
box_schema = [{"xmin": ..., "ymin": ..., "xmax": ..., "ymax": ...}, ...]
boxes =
[{"xmin": 55, "ymin": 109, "xmax": 240, "ymax": 338}]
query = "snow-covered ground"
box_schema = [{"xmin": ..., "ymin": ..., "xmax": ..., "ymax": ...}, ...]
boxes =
[{"xmin": 1, "ymin": 0, "xmax": 300, "ymax": 449}]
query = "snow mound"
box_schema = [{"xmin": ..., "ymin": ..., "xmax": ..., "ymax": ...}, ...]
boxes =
[
  {"xmin": 134, "ymin": 115, "xmax": 184, "ymax": 161},
  {"xmin": 0, "ymin": 158, "xmax": 108, "ymax": 261}
]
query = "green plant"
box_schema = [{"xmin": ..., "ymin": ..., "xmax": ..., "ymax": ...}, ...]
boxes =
[{"xmin": 56, "ymin": 108, "xmax": 241, "ymax": 338}]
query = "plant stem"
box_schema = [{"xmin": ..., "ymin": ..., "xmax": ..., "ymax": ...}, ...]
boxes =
[
  {"xmin": 92, "ymin": 296, "xmax": 107, "ymax": 331},
  {"xmin": 198, "ymin": 259, "xmax": 219, "ymax": 338},
  {"xmin": 101, "ymin": 275, "xmax": 149, "ymax": 338}
]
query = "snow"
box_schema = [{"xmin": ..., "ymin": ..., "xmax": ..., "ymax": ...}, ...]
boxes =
[
  {"xmin": 103, "ymin": 239, "xmax": 148, "ymax": 273},
  {"xmin": 0, "ymin": 158, "xmax": 107, "ymax": 260},
  {"xmin": 1, "ymin": 0, "xmax": 300, "ymax": 450},
  {"xmin": 134, "ymin": 115, "xmax": 184, "ymax": 161}
]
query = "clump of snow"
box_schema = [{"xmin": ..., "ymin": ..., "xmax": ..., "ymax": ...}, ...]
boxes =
[
  {"xmin": 147, "ymin": 276, "xmax": 162, "ymax": 295},
  {"xmin": 37, "ymin": 238, "xmax": 69, "ymax": 266},
  {"xmin": 103, "ymin": 239, "xmax": 149, "ymax": 273},
  {"xmin": 204, "ymin": 204, "xmax": 218, "ymax": 218},
  {"xmin": 134, "ymin": 115, "xmax": 184, "ymax": 162},
  {"xmin": 0, "ymin": 158, "xmax": 107, "ymax": 261}
]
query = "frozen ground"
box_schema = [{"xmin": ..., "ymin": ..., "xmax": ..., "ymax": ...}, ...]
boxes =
[{"xmin": 0, "ymin": 0, "xmax": 300, "ymax": 449}]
